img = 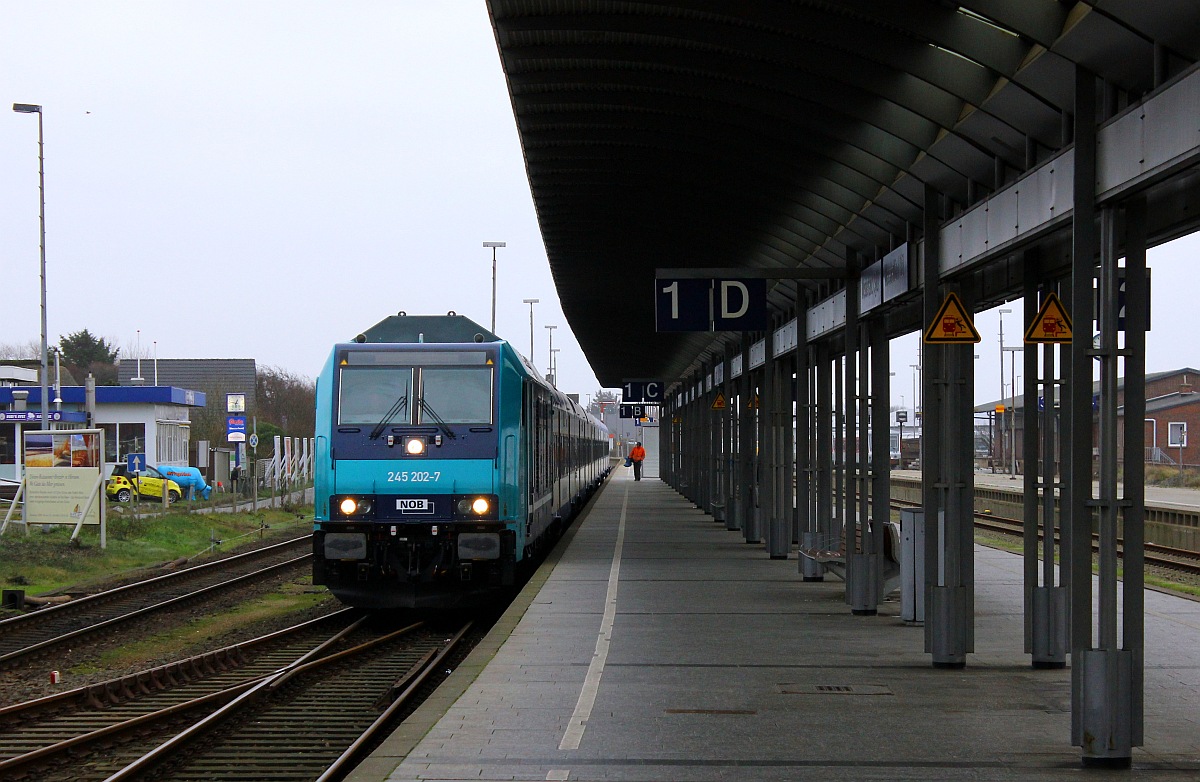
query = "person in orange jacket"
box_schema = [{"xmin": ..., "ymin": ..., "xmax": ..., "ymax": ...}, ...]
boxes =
[{"xmin": 629, "ymin": 441, "xmax": 646, "ymax": 481}]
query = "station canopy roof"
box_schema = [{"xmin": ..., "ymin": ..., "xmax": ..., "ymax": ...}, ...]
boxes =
[{"xmin": 488, "ymin": 1, "xmax": 1200, "ymax": 388}]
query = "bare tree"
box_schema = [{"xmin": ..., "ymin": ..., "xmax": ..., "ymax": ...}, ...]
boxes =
[
  {"xmin": 0, "ymin": 339, "xmax": 41, "ymax": 360},
  {"xmin": 257, "ymin": 366, "xmax": 316, "ymax": 437}
]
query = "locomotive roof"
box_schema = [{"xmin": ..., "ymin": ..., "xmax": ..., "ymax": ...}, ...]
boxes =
[{"xmin": 356, "ymin": 314, "xmax": 500, "ymax": 345}]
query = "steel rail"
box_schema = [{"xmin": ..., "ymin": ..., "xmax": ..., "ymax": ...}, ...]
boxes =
[
  {"xmin": 0, "ymin": 607, "xmax": 355, "ymax": 721},
  {"xmin": 0, "ymin": 610, "xmax": 365, "ymax": 778},
  {"xmin": 101, "ymin": 619, "xmax": 439, "ymax": 782},
  {"xmin": 889, "ymin": 498, "xmax": 1200, "ymax": 577},
  {"xmin": 316, "ymin": 620, "xmax": 474, "ymax": 782},
  {"xmin": 0, "ymin": 534, "xmax": 311, "ymax": 634},
  {"xmin": 0, "ymin": 551, "xmax": 312, "ymax": 668}
]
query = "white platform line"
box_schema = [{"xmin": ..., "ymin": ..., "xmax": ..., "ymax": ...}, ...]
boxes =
[{"xmin": 559, "ymin": 482, "xmax": 628, "ymax": 751}]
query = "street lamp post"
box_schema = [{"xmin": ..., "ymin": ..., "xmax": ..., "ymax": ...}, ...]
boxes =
[
  {"xmin": 550, "ymin": 348, "xmax": 561, "ymax": 387},
  {"xmin": 13, "ymin": 102, "xmax": 48, "ymax": 428},
  {"xmin": 545, "ymin": 324, "xmax": 557, "ymax": 381},
  {"xmin": 522, "ymin": 298, "xmax": 539, "ymax": 363},
  {"xmin": 483, "ymin": 242, "xmax": 506, "ymax": 333},
  {"xmin": 1004, "ymin": 346, "xmax": 1022, "ymax": 478},
  {"xmin": 998, "ymin": 308, "xmax": 1012, "ymax": 473}
]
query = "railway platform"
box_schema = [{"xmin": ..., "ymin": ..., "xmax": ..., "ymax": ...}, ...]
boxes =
[{"xmin": 348, "ymin": 471, "xmax": 1200, "ymax": 782}]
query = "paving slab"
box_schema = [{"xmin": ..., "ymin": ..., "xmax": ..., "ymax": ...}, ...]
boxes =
[{"xmin": 346, "ymin": 473, "xmax": 1200, "ymax": 782}]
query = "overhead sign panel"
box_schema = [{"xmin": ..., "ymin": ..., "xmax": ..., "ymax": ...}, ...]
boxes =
[
  {"xmin": 655, "ymin": 278, "xmax": 768, "ymax": 332},
  {"xmin": 622, "ymin": 380, "xmax": 664, "ymax": 403},
  {"xmin": 923, "ymin": 292, "xmax": 981, "ymax": 343}
]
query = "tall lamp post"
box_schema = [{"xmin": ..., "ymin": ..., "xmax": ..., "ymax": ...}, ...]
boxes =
[
  {"xmin": 998, "ymin": 308, "xmax": 1012, "ymax": 473},
  {"xmin": 483, "ymin": 242, "xmax": 505, "ymax": 333},
  {"xmin": 550, "ymin": 348, "xmax": 561, "ymax": 387},
  {"xmin": 545, "ymin": 324, "xmax": 557, "ymax": 381},
  {"xmin": 522, "ymin": 298, "xmax": 539, "ymax": 363},
  {"xmin": 13, "ymin": 103, "xmax": 48, "ymax": 428},
  {"xmin": 1003, "ymin": 346, "xmax": 1023, "ymax": 478}
]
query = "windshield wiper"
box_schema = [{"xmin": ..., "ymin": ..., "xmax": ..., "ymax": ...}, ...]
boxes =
[
  {"xmin": 417, "ymin": 397, "xmax": 457, "ymax": 439},
  {"xmin": 368, "ymin": 394, "xmax": 408, "ymax": 440}
]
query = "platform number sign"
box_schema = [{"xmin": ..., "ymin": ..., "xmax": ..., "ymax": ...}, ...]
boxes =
[
  {"xmin": 619, "ymin": 403, "xmax": 649, "ymax": 419},
  {"xmin": 622, "ymin": 380, "xmax": 664, "ymax": 403},
  {"xmin": 656, "ymin": 278, "xmax": 768, "ymax": 332}
]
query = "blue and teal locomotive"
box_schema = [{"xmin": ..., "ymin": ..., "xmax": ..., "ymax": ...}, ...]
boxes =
[{"xmin": 313, "ymin": 313, "xmax": 610, "ymax": 608}]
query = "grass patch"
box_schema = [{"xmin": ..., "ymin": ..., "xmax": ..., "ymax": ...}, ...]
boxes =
[
  {"xmin": 76, "ymin": 586, "xmax": 332, "ymax": 674},
  {"xmin": 0, "ymin": 507, "xmax": 314, "ymax": 597}
]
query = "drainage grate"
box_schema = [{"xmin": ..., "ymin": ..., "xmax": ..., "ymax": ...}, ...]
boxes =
[{"xmin": 779, "ymin": 684, "xmax": 893, "ymax": 695}]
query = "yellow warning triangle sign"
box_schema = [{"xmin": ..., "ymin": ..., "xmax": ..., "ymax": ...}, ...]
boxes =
[
  {"xmin": 747, "ymin": 393, "xmax": 760, "ymax": 410},
  {"xmin": 711, "ymin": 392, "xmax": 727, "ymax": 410},
  {"xmin": 924, "ymin": 292, "xmax": 981, "ymax": 343},
  {"xmin": 1024, "ymin": 292, "xmax": 1073, "ymax": 344}
]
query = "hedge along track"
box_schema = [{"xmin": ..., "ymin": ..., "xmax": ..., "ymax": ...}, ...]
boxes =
[
  {"xmin": 0, "ymin": 535, "xmax": 314, "ymax": 670},
  {"xmin": 0, "ymin": 608, "xmax": 359, "ymax": 780},
  {"xmin": 105, "ymin": 619, "xmax": 472, "ymax": 782}
]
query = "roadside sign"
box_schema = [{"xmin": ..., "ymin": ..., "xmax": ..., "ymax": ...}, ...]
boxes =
[
  {"xmin": 126, "ymin": 453, "xmax": 146, "ymax": 473},
  {"xmin": 227, "ymin": 416, "xmax": 247, "ymax": 443},
  {"xmin": 249, "ymin": 433, "xmax": 260, "ymax": 449},
  {"xmin": 924, "ymin": 292, "xmax": 981, "ymax": 343},
  {"xmin": 1024, "ymin": 292, "xmax": 1073, "ymax": 343}
]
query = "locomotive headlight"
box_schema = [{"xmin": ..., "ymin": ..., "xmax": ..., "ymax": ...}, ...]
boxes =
[
  {"xmin": 405, "ymin": 437, "xmax": 426, "ymax": 455},
  {"xmin": 337, "ymin": 497, "xmax": 373, "ymax": 517},
  {"xmin": 456, "ymin": 496, "xmax": 493, "ymax": 516}
]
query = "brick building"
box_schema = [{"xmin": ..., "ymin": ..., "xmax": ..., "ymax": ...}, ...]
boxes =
[{"xmin": 978, "ymin": 367, "xmax": 1200, "ymax": 471}]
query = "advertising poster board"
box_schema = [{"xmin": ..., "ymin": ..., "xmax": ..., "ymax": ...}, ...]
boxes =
[{"xmin": 23, "ymin": 429, "xmax": 105, "ymax": 530}]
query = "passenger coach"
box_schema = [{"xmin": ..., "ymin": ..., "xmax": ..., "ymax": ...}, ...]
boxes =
[{"xmin": 313, "ymin": 313, "xmax": 609, "ymax": 608}]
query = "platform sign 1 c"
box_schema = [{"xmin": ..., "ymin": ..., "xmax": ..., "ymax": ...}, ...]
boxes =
[
  {"xmin": 1024, "ymin": 292, "xmax": 1073, "ymax": 344},
  {"xmin": 622, "ymin": 380, "xmax": 664, "ymax": 403},
  {"xmin": 923, "ymin": 292, "xmax": 981, "ymax": 343}
]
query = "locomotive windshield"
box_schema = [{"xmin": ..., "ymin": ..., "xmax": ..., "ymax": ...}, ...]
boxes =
[
  {"xmin": 338, "ymin": 368, "xmax": 413, "ymax": 426},
  {"xmin": 336, "ymin": 349, "xmax": 494, "ymax": 427},
  {"xmin": 419, "ymin": 368, "xmax": 492, "ymax": 424}
]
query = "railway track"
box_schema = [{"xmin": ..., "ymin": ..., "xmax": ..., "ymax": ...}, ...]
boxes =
[
  {"xmin": 0, "ymin": 535, "xmax": 314, "ymax": 670},
  {"xmin": 0, "ymin": 609, "xmax": 472, "ymax": 782},
  {"xmin": 891, "ymin": 499, "xmax": 1200, "ymax": 577}
]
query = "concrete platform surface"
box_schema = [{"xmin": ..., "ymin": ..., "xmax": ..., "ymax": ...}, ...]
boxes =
[{"xmin": 348, "ymin": 473, "xmax": 1200, "ymax": 782}]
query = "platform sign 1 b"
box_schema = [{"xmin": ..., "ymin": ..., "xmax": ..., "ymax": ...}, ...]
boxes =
[
  {"xmin": 656, "ymin": 278, "xmax": 768, "ymax": 332},
  {"xmin": 619, "ymin": 403, "xmax": 649, "ymax": 419}
]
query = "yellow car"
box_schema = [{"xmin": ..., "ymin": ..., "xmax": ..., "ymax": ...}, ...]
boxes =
[{"xmin": 106, "ymin": 465, "xmax": 183, "ymax": 503}]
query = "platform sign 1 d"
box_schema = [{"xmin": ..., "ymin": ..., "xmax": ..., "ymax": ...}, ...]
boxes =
[{"xmin": 656, "ymin": 278, "xmax": 768, "ymax": 332}]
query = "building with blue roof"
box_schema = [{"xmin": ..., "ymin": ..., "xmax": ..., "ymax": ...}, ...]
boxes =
[{"xmin": 0, "ymin": 370, "xmax": 206, "ymax": 482}]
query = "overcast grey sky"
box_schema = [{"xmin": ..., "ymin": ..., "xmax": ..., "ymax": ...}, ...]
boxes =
[
  {"xmin": 1, "ymin": 2, "xmax": 605, "ymax": 400},
  {"xmin": 3, "ymin": 2, "xmax": 1198, "ymax": 412}
]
